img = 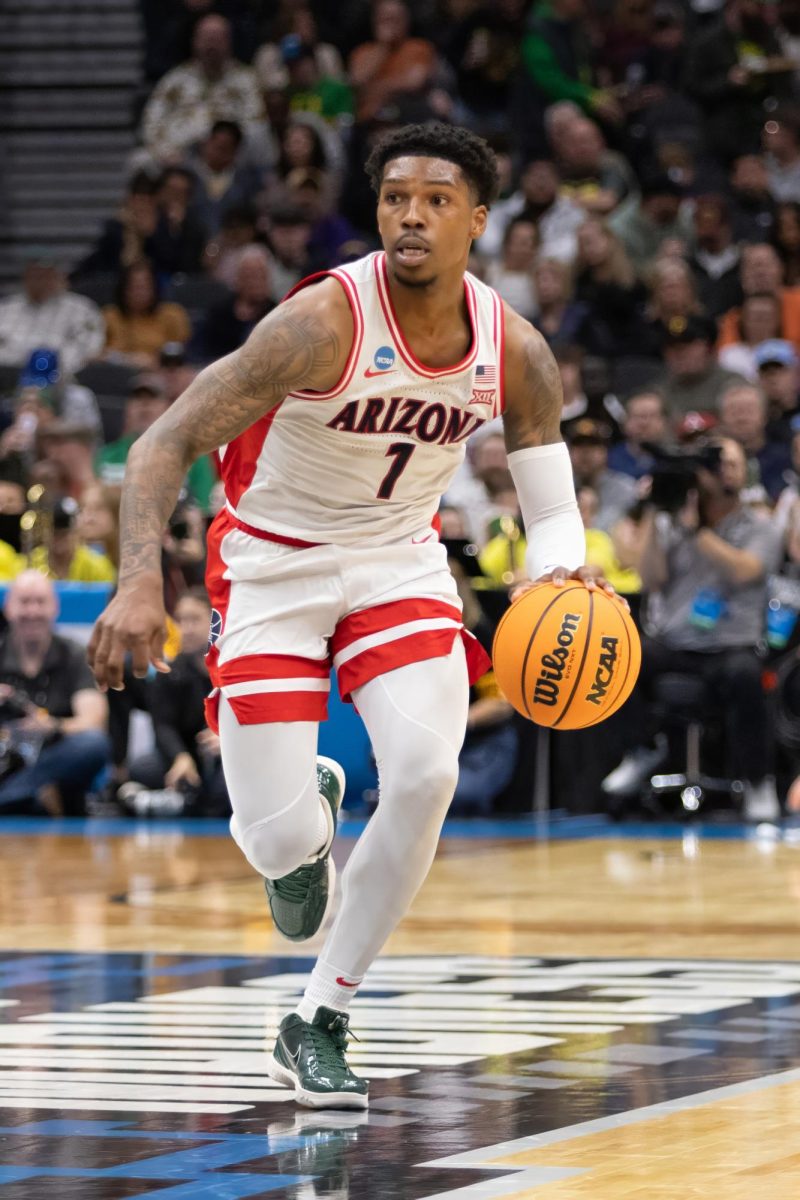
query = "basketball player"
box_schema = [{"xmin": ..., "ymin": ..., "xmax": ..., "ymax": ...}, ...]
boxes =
[{"xmin": 88, "ymin": 124, "xmax": 601, "ymax": 1109}]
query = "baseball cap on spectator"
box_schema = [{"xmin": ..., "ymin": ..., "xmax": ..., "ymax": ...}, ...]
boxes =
[
  {"xmin": 130, "ymin": 373, "xmax": 167, "ymax": 398},
  {"xmin": 663, "ymin": 314, "xmax": 718, "ymax": 346},
  {"xmin": 676, "ymin": 410, "xmax": 717, "ymax": 441},
  {"xmin": 753, "ymin": 339, "xmax": 798, "ymax": 370},
  {"xmin": 640, "ymin": 170, "xmax": 685, "ymax": 200},
  {"xmin": 19, "ymin": 348, "xmax": 59, "ymax": 389},
  {"xmin": 280, "ymin": 34, "xmax": 313, "ymax": 64},
  {"xmin": 567, "ymin": 418, "xmax": 612, "ymax": 445}
]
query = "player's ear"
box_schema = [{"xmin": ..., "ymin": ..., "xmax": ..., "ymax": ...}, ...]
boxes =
[{"xmin": 470, "ymin": 205, "xmax": 488, "ymax": 241}]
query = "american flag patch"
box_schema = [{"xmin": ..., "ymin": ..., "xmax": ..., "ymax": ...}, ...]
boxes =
[{"xmin": 475, "ymin": 364, "xmax": 496, "ymax": 385}]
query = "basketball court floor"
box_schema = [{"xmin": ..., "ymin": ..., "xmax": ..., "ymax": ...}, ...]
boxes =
[{"xmin": 1, "ymin": 813, "xmax": 799, "ymax": 1198}]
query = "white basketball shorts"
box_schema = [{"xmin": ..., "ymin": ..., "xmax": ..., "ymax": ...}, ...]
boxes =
[{"xmin": 203, "ymin": 509, "xmax": 490, "ymax": 729}]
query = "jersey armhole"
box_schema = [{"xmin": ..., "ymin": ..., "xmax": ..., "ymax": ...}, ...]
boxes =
[
  {"xmin": 283, "ymin": 269, "xmax": 365, "ymax": 401},
  {"xmin": 492, "ymin": 292, "xmax": 506, "ymax": 417}
]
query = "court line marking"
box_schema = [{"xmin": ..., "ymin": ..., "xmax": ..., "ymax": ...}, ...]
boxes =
[{"xmin": 420, "ymin": 1065, "xmax": 800, "ymax": 1198}]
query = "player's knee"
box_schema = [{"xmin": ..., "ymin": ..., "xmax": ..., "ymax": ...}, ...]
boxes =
[
  {"xmin": 240, "ymin": 817, "xmax": 316, "ymax": 880},
  {"xmin": 390, "ymin": 746, "xmax": 460, "ymax": 819}
]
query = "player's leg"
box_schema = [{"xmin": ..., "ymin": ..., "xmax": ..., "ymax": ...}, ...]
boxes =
[
  {"xmin": 268, "ymin": 644, "xmax": 469, "ymax": 1109},
  {"xmin": 219, "ymin": 699, "xmax": 345, "ymax": 941}
]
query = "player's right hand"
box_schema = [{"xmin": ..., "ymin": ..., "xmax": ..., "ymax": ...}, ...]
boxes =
[{"xmin": 87, "ymin": 583, "xmax": 170, "ymax": 691}]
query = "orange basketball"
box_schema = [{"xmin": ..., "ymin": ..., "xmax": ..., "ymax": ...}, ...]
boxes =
[{"xmin": 491, "ymin": 581, "xmax": 641, "ymax": 729}]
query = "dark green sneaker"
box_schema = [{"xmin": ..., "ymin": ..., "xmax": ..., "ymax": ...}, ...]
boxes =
[
  {"xmin": 268, "ymin": 1006, "xmax": 369, "ymax": 1109},
  {"xmin": 265, "ymin": 756, "xmax": 344, "ymax": 942}
]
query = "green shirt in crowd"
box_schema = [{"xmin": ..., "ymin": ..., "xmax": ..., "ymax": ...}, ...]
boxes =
[{"xmin": 95, "ymin": 434, "xmax": 217, "ymax": 512}]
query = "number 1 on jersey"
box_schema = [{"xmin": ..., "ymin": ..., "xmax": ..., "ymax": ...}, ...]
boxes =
[{"xmin": 377, "ymin": 442, "xmax": 415, "ymax": 499}]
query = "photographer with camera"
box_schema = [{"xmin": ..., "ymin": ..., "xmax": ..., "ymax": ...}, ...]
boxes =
[
  {"xmin": 0, "ymin": 571, "xmax": 109, "ymax": 815},
  {"xmin": 602, "ymin": 437, "xmax": 784, "ymax": 820}
]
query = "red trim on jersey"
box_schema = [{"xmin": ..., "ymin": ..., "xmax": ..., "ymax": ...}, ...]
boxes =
[
  {"xmin": 211, "ymin": 653, "xmax": 331, "ymax": 687},
  {"xmin": 220, "ymin": 404, "xmax": 282, "ymax": 509},
  {"xmin": 492, "ymin": 292, "xmax": 506, "ymax": 417},
  {"xmin": 336, "ymin": 626, "xmax": 491, "ymax": 701},
  {"xmin": 284, "ymin": 268, "xmax": 365, "ymax": 400},
  {"xmin": 230, "ymin": 514, "xmax": 322, "ymax": 548},
  {"xmin": 206, "ymin": 690, "xmax": 329, "ymax": 728},
  {"xmin": 375, "ymin": 253, "xmax": 479, "ymax": 379},
  {"xmin": 331, "ymin": 598, "xmax": 463, "ymax": 656},
  {"xmin": 204, "ymin": 508, "xmax": 235, "ymax": 734}
]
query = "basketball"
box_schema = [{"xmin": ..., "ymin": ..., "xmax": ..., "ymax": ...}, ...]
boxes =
[{"xmin": 492, "ymin": 581, "xmax": 641, "ymax": 729}]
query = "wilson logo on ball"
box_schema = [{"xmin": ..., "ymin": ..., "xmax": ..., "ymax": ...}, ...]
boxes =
[
  {"xmin": 533, "ymin": 611, "xmax": 582, "ymax": 707},
  {"xmin": 586, "ymin": 636, "xmax": 619, "ymax": 706}
]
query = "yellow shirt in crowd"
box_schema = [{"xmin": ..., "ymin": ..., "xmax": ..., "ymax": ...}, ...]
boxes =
[{"xmin": 479, "ymin": 529, "xmax": 641, "ymax": 594}]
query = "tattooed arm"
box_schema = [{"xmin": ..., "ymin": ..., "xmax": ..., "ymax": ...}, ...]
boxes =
[
  {"xmin": 88, "ymin": 278, "xmax": 352, "ymax": 689},
  {"xmin": 501, "ymin": 307, "xmax": 563, "ymax": 453}
]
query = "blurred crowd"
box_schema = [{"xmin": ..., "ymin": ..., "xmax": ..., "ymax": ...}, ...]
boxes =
[{"xmin": 0, "ymin": 0, "xmax": 800, "ymax": 819}]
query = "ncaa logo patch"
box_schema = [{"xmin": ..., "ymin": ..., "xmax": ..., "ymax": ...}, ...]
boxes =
[
  {"xmin": 373, "ymin": 346, "xmax": 396, "ymax": 371},
  {"xmin": 207, "ymin": 608, "xmax": 223, "ymax": 649}
]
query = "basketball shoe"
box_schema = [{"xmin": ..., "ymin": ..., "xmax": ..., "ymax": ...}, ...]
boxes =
[
  {"xmin": 265, "ymin": 757, "xmax": 344, "ymax": 942},
  {"xmin": 269, "ymin": 1006, "xmax": 368, "ymax": 1110}
]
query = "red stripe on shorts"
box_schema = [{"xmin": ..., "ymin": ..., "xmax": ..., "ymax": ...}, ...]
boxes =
[
  {"xmin": 211, "ymin": 653, "xmax": 331, "ymax": 688},
  {"xmin": 205, "ymin": 688, "xmax": 329, "ymax": 731},
  {"xmin": 337, "ymin": 626, "xmax": 490, "ymax": 701},
  {"xmin": 332, "ymin": 598, "xmax": 463, "ymax": 656}
]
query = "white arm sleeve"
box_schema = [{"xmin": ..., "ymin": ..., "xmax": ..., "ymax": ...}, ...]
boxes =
[{"xmin": 508, "ymin": 442, "xmax": 586, "ymax": 579}]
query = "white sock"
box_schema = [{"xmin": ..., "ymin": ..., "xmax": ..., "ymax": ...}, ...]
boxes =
[{"xmin": 297, "ymin": 958, "xmax": 364, "ymax": 1020}]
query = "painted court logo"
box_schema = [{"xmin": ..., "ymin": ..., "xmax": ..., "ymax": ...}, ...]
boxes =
[{"xmin": 533, "ymin": 611, "xmax": 581, "ymax": 707}]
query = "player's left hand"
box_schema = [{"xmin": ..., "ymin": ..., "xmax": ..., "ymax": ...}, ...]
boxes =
[{"xmin": 511, "ymin": 565, "xmax": 627, "ymax": 608}]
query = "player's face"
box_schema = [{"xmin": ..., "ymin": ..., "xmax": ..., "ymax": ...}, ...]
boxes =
[{"xmin": 377, "ymin": 156, "xmax": 487, "ymax": 289}]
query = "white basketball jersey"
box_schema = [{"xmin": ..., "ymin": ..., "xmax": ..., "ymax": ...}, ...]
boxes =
[{"xmin": 218, "ymin": 251, "xmax": 506, "ymax": 547}]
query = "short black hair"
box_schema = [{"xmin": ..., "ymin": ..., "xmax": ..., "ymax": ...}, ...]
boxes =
[
  {"xmin": 209, "ymin": 119, "xmax": 243, "ymax": 145},
  {"xmin": 365, "ymin": 123, "xmax": 499, "ymax": 208}
]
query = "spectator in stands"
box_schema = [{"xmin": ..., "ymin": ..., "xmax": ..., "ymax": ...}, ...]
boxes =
[
  {"xmin": 268, "ymin": 118, "xmax": 340, "ymax": 216},
  {"xmin": 718, "ymin": 292, "xmax": 784, "ymax": 380},
  {"xmin": 203, "ymin": 202, "xmax": 259, "ymax": 288},
  {"xmin": 77, "ymin": 173, "xmax": 160, "ymax": 277},
  {"xmin": 773, "ymin": 425, "xmax": 800, "ymax": 537},
  {"xmin": 718, "ymin": 243, "xmax": 800, "ymax": 348},
  {"xmin": 689, "ymin": 195, "xmax": 742, "ymax": 319},
  {"xmin": 478, "ymin": 158, "xmax": 584, "ymax": 261},
  {"xmin": 186, "ymin": 120, "xmax": 265, "ymax": 235},
  {"xmin": 756, "ymin": 339, "xmax": 800, "ymax": 439},
  {"xmin": 158, "ymin": 342, "xmax": 197, "ymax": 405},
  {"xmin": 102, "ymin": 261, "xmax": 192, "ymax": 368},
  {"xmin": 197, "ymin": 245, "xmax": 275, "ymax": 361},
  {"xmin": 603, "ymin": 436, "xmax": 783, "ymax": 821},
  {"xmin": 141, "ymin": 14, "xmax": 263, "ymax": 164},
  {"xmin": 28, "ymin": 497, "xmax": 116, "ymax": 583},
  {"xmin": 95, "ymin": 374, "xmax": 216, "ymax": 512},
  {"xmin": 150, "ymin": 167, "xmax": 209, "ymax": 277},
  {"xmin": 438, "ymin": 0, "xmax": 526, "ymax": 133},
  {"xmin": 122, "ymin": 587, "xmax": 228, "ymax": 817},
  {"xmin": 719, "ymin": 382, "xmax": 792, "ymax": 502},
  {"xmin": 578, "ymin": 483, "xmax": 641, "ymax": 596},
  {"xmin": 763, "ymin": 106, "xmax": 800, "ymax": 203},
  {"xmin": 37, "ymin": 423, "xmax": 97, "ymax": 501},
  {"xmin": 774, "ymin": 202, "xmax": 800, "ymax": 286},
  {"xmin": 348, "ymin": 0, "xmax": 439, "ymax": 124},
  {"xmin": 483, "ymin": 217, "xmax": 539, "ymax": 321},
  {"xmin": 729, "ymin": 154, "xmax": 777, "ymax": 244},
  {"xmin": 0, "ymin": 571, "xmax": 109, "ymax": 816},
  {"xmin": 553, "ymin": 115, "xmax": 636, "ymax": 216},
  {"xmin": 277, "ymin": 36, "xmax": 354, "ymax": 128},
  {"xmin": 608, "ymin": 174, "xmax": 691, "ymax": 276},
  {"xmin": 684, "ymin": 0, "xmax": 792, "ymax": 166},
  {"xmin": 567, "ymin": 417, "xmax": 637, "ymax": 532},
  {"xmin": 572, "ymin": 217, "xmax": 646, "ymax": 358},
  {"xmin": 443, "ymin": 431, "xmax": 512, "ymax": 544},
  {"xmin": 519, "ymin": 0, "xmax": 621, "ymax": 144},
  {"xmin": 0, "ymin": 255, "xmax": 105, "ymax": 378},
  {"xmin": 532, "ymin": 257, "xmax": 588, "ymax": 347},
  {"xmin": 13, "ymin": 349, "xmax": 102, "ymax": 436},
  {"xmin": 608, "ymin": 390, "xmax": 668, "ymax": 480},
  {"xmin": 643, "ymin": 258, "xmax": 703, "ymax": 357},
  {"xmin": 263, "ymin": 204, "xmax": 313, "ymax": 296},
  {"xmin": 654, "ymin": 315, "xmax": 748, "ymax": 420},
  {"xmin": 255, "ymin": 6, "xmax": 346, "ymax": 93},
  {"xmin": 76, "ymin": 482, "xmax": 120, "ymax": 572}
]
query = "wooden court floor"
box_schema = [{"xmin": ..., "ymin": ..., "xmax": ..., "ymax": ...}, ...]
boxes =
[{"xmin": 0, "ymin": 818, "xmax": 798, "ymax": 1199}]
